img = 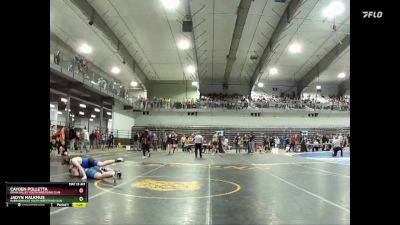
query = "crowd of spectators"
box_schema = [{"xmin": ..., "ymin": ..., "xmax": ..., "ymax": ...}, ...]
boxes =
[
  {"xmin": 52, "ymin": 50, "xmax": 131, "ymax": 100},
  {"xmin": 52, "ymin": 51, "xmax": 350, "ymax": 111},
  {"xmin": 50, "ymin": 125, "xmax": 116, "ymax": 155},
  {"xmin": 134, "ymin": 93, "xmax": 350, "ymax": 111}
]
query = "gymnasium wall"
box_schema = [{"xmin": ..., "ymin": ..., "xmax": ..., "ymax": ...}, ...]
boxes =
[
  {"xmin": 200, "ymin": 83, "xmax": 251, "ymax": 96},
  {"xmin": 147, "ymin": 81, "xmax": 199, "ymax": 101},
  {"xmin": 112, "ymin": 102, "xmax": 135, "ymax": 133},
  {"xmin": 133, "ymin": 111, "xmax": 349, "ymax": 128}
]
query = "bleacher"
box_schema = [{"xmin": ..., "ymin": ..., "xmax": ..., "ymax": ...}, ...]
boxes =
[{"xmin": 131, "ymin": 126, "xmax": 349, "ymax": 147}]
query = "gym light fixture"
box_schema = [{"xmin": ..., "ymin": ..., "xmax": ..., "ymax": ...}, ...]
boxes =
[
  {"xmin": 186, "ymin": 65, "xmax": 196, "ymax": 73},
  {"xmin": 79, "ymin": 43, "xmax": 92, "ymax": 54},
  {"xmin": 50, "ymin": 104, "xmax": 55, "ymax": 108},
  {"xmin": 289, "ymin": 43, "xmax": 302, "ymax": 54},
  {"xmin": 178, "ymin": 39, "xmax": 190, "ymax": 50},
  {"xmin": 79, "ymin": 111, "xmax": 85, "ymax": 115},
  {"xmin": 89, "ymin": 118, "xmax": 93, "ymax": 122},
  {"xmin": 91, "ymin": 114, "xmax": 96, "ymax": 118},
  {"xmin": 258, "ymin": 82, "xmax": 264, "ymax": 87},
  {"xmin": 131, "ymin": 81, "xmax": 138, "ymax": 87},
  {"xmin": 161, "ymin": 0, "xmax": 180, "ymax": 10},
  {"xmin": 192, "ymin": 81, "xmax": 198, "ymax": 86},
  {"xmin": 316, "ymin": 85, "xmax": 322, "ymax": 90},
  {"xmin": 107, "ymin": 112, "xmax": 112, "ymax": 116},
  {"xmin": 79, "ymin": 104, "xmax": 86, "ymax": 108},
  {"xmin": 61, "ymin": 98, "xmax": 68, "ymax": 103},
  {"xmin": 323, "ymin": 1, "xmax": 345, "ymax": 18},
  {"xmin": 270, "ymin": 68, "xmax": 278, "ymax": 75},
  {"xmin": 338, "ymin": 72, "xmax": 346, "ymax": 78},
  {"xmin": 94, "ymin": 108, "xmax": 100, "ymax": 112},
  {"xmin": 57, "ymin": 111, "xmax": 62, "ymax": 115},
  {"xmin": 111, "ymin": 67, "xmax": 120, "ymax": 74}
]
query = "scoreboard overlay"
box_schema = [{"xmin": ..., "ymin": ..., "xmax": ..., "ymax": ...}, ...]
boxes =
[{"xmin": 5, "ymin": 182, "xmax": 88, "ymax": 207}]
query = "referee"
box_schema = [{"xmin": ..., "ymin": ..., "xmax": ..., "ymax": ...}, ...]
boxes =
[{"xmin": 194, "ymin": 132, "xmax": 203, "ymax": 159}]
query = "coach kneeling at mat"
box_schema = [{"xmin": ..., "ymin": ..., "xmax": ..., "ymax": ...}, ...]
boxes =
[{"xmin": 332, "ymin": 137, "xmax": 343, "ymax": 157}]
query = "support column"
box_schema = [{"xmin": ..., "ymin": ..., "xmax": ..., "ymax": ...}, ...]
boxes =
[
  {"xmin": 66, "ymin": 96, "xmax": 71, "ymax": 128},
  {"xmin": 100, "ymin": 105, "xmax": 104, "ymax": 133},
  {"xmin": 65, "ymin": 96, "xmax": 71, "ymax": 144}
]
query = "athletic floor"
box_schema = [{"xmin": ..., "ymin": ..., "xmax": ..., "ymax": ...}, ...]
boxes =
[{"xmin": 50, "ymin": 149, "xmax": 350, "ymax": 225}]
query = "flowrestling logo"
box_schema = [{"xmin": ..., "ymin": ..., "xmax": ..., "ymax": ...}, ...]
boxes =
[{"xmin": 362, "ymin": 11, "xmax": 383, "ymax": 18}]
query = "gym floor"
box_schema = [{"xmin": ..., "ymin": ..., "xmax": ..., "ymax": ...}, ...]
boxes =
[{"xmin": 50, "ymin": 149, "xmax": 350, "ymax": 225}]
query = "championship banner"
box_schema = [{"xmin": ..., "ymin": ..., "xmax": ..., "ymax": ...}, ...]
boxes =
[{"xmin": 5, "ymin": 182, "xmax": 88, "ymax": 207}]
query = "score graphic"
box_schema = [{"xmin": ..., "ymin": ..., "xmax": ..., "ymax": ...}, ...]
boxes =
[{"xmin": 5, "ymin": 182, "xmax": 88, "ymax": 207}]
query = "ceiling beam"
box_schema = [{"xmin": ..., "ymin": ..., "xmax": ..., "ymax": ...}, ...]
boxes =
[
  {"xmin": 70, "ymin": 0, "xmax": 150, "ymax": 90},
  {"xmin": 338, "ymin": 78, "xmax": 350, "ymax": 96},
  {"xmin": 223, "ymin": 0, "xmax": 252, "ymax": 84},
  {"xmin": 297, "ymin": 35, "xmax": 350, "ymax": 94},
  {"xmin": 184, "ymin": 0, "xmax": 200, "ymax": 83},
  {"xmin": 249, "ymin": 0, "xmax": 303, "ymax": 88}
]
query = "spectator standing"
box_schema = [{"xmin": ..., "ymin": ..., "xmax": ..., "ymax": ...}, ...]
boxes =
[
  {"xmin": 140, "ymin": 128, "xmax": 152, "ymax": 158},
  {"xmin": 89, "ymin": 131, "xmax": 96, "ymax": 149},
  {"xmin": 108, "ymin": 132, "xmax": 114, "ymax": 149},
  {"xmin": 96, "ymin": 130, "xmax": 101, "ymax": 149},
  {"xmin": 69, "ymin": 127, "xmax": 77, "ymax": 151},
  {"xmin": 234, "ymin": 133, "xmax": 241, "ymax": 153}
]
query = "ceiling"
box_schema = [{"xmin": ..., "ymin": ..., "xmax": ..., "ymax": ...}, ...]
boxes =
[
  {"xmin": 50, "ymin": 0, "xmax": 350, "ymax": 92},
  {"xmin": 50, "ymin": 91, "xmax": 113, "ymax": 120}
]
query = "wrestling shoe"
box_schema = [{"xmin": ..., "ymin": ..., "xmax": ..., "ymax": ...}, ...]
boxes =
[
  {"xmin": 114, "ymin": 170, "xmax": 122, "ymax": 179},
  {"xmin": 115, "ymin": 158, "xmax": 124, "ymax": 162}
]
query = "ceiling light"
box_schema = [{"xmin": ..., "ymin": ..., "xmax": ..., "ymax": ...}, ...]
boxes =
[
  {"xmin": 270, "ymin": 68, "xmax": 278, "ymax": 75},
  {"xmin": 161, "ymin": 0, "xmax": 180, "ymax": 10},
  {"xmin": 79, "ymin": 104, "xmax": 86, "ymax": 108},
  {"xmin": 61, "ymin": 98, "xmax": 68, "ymax": 103},
  {"xmin": 316, "ymin": 85, "xmax": 322, "ymax": 90},
  {"xmin": 186, "ymin": 65, "xmax": 196, "ymax": 73},
  {"xmin": 72, "ymin": 118, "xmax": 75, "ymax": 121},
  {"xmin": 111, "ymin": 67, "xmax": 120, "ymax": 74},
  {"xmin": 323, "ymin": 1, "xmax": 345, "ymax": 18},
  {"xmin": 91, "ymin": 114, "xmax": 96, "ymax": 118},
  {"xmin": 258, "ymin": 82, "xmax": 264, "ymax": 87},
  {"xmin": 289, "ymin": 43, "xmax": 302, "ymax": 54},
  {"xmin": 89, "ymin": 118, "xmax": 93, "ymax": 122},
  {"xmin": 57, "ymin": 111, "xmax": 62, "ymax": 115},
  {"xmin": 178, "ymin": 39, "xmax": 190, "ymax": 50},
  {"xmin": 107, "ymin": 112, "xmax": 112, "ymax": 116},
  {"xmin": 64, "ymin": 108, "xmax": 71, "ymax": 112},
  {"xmin": 94, "ymin": 108, "xmax": 100, "ymax": 112},
  {"xmin": 50, "ymin": 104, "xmax": 55, "ymax": 108},
  {"xmin": 338, "ymin": 72, "xmax": 346, "ymax": 78},
  {"xmin": 192, "ymin": 81, "xmax": 198, "ymax": 86},
  {"xmin": 71, "ymin": 114, "xmax": 75, "ymax": 118},
  {"xmin": 131, "ymin": 81, "xmax": 138, "ymax": 87},
  {"xmin": 79, "ymin": 43, "xmax": 92, "ymax": 54},
  {"xmin": 109, "ymin": 119, "xmax": 112, "ymax": 121},
  {"xmin": 79, "ymin": 111, "xmax": 85, "ymax": 115}
]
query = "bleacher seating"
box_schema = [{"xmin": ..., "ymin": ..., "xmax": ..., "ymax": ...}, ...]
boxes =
[{"xmin": 131, "ymin": 126, "xmax": 349, "ymax": 146}]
